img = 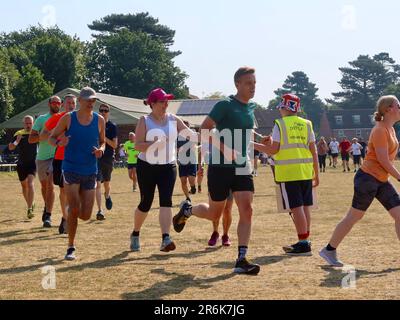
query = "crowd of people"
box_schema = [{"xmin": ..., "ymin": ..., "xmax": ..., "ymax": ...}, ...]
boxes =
[{"xmin": 6, "ymin": 66, "xmax": 400, "ymax": 276}]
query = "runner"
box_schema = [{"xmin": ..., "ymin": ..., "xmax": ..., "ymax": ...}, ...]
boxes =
[
  {"xmin": 124, "ymin": 132, "xmax": 140, "ymax": 192},
  {"xmin": 49, "ymin": 87, "xmax": 105, "ymax": 261},
  {"xmin": 359, "ymin": 137, "xmax": 368, "ymax": 164},
  {"xmin": 207, "ymin": 191, "xmax": 233, "ymax": 247},
  {"xmin": 317, "ymin": 136, "xmax": 329, "ymax": 173},
  {"xmin": 320, "ymin": 95, "xmax": 400, "ymax": 267},
  {"xmin": 29, "ymin": 96, "xmax": 60, "ymax": 228},
  {"xmin": 339, "ymin": 137, "xmax": 352, "ymax": 172},
  {"xmin": 129, "ymin": 88, "xmax": 197, "ymax": 253},
  {"xmin": 329, "ymin": 138, "xmax": 340, "ymax": 168},
  {"xmin": 173, "ymin": 67, "xmax": 261, "ymax": 275},
  {"xmin": 350, "ymin": 138, "xmax": 363, "ymax": 172},
  {"xmin": 42, "ymin": 93, "xmax": 77, "ymax": 234},
  {"xmin": 177, "ymin": 121, "xmax": 198, "ymax": 202},
  {"xmin": 95, "ymin": 103, "xmax": 118, "ymax": 221},
  {"xmin": 254, "ymin": 93, "xmax": 319, "ymax": 255},
  {"xmin": 8, "ymin": 116, "xmax": 37, "ymax": 219}
]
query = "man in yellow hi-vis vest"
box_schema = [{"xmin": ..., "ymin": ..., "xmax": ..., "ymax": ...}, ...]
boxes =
[{"xmin": 254, "ymin": 94, "xmax": 319, "ymax": 255}]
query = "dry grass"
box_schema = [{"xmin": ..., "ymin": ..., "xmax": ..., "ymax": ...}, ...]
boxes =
[{"xmin": 1, "ymin": 163, "xmax": 400, "ymax": 300}]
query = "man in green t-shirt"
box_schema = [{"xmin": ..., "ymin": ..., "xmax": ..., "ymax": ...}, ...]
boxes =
[
  {"xmin": 29, "ymin": 96, "xmax": 61, "ymax": 228},
  {"xmin": 173, "ymin": 67, "xmax": 261, "ymax": 275},
  {"xmin": 124, "ymin": 132, "xmax": 140, "ymax": 191}
]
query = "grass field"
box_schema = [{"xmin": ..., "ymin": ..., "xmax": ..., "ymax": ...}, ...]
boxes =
[{"xmin": 1, "ymin": 164, "xmax": 400, "ymax": 300}]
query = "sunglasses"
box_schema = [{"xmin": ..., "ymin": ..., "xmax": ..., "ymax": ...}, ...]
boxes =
[
  {"xmin": 99, "ymin": 109, "xmax": 110, "ymax": 113},
  {"xmin": 50, "ymin": 101, "xmax": 62, "ymax": 106}
]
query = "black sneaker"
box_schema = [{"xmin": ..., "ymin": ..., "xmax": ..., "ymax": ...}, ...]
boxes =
[
  {"xmin": 233, "ymin": 258, "xmax": 260, "ymax": 275},
  {"xmin": 96, "ymin": 210, "xmax": 106, "ymax": 221},
  {"xmin": 283, "ymin": 241, "xmax": 312, "ymax": 256},
  {"xmin": 65, "ymin": 247, "xmax": 76, "ymax": 261},
  {"xmin": 105, "ymin": 196, "xmax": 113, "ymax": 210},
  {"xmin": 173, "ymin": 200, "xmax": 192, "ymax": 233},
  {"xmin": 190, "ymin": 186, "xmax": 197, "ymax": 195},
  {"xmin": 43, "ymin": 213, "xmax": 52, "ymax": 228}
]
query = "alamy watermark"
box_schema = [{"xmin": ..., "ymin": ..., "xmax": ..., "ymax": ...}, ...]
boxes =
[
  {"xmin": 341, "ymin": 265, "xmax": 357, "ymax": 289},
  {"xmin": 41, "ymin": 266, "xmax": 56, "ymax": 290}
]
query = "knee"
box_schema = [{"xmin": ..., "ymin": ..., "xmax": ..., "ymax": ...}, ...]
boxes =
[
  {"xmin": 80, "ymin": 214, "xmax": 91, "ymax": 222},
  {"xmin": 138, "ymin": 201, "xmax": 152, "ymax": 213},
  {"xmin": 239, "ymin": 205, "xmax": 253, "ymax": 223}
]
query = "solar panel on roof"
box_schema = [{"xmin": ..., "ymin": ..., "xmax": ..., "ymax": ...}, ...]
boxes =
[{"xmin": 177, "ymin": 100, "xmax": 220, "ymax": 116}]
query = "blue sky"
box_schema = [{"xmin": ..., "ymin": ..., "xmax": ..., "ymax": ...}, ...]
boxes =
[{"xmin": 1, "ymin": 0, "xmax": 399, "ymax": 105}]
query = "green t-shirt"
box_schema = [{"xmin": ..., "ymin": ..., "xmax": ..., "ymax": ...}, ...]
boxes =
[
  {"xmin": 32, "ymin": 113, "xmax": 56, "ymax": 161},
  {"xmin": 208, "ymin": 96, "xmax": 256, "ymax": 167},
  {"xmin": 124, "ymin": 141, "xmax": 140, "ymax": 164}
]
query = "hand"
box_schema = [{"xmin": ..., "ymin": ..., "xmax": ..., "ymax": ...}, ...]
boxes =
[
  {"xmin": 92, "ymin": 147, "xmax": 104, "ymax": 159},
  {"xmin": 57, "ymin": 135, "xmax": 70, "ymax": 147},
  {"xmin": 261, "ymin": 135, "xmax": 272, "ymax": 145},
  {"xmin": 313, "ymin": 176, "xmax": 319, "ymax": 188}
]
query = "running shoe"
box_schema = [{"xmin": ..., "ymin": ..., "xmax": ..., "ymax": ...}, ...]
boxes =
[
  {"xmin": 96, "ymin": 210, "xmax": 106, "ymax": 221},
  {"xmin": 208, "ymin": 231, "xmax": 219, "ymax": 247},
  {"xmin": 283, "ymin": 241, "xmax": 312, "ymax": 256},
  {"xmin": 222, "ymin": 235, "xmax": 232, "ymax": 247},
  {"xmin": 27, "ymin": 208, "xmax": 34, "ymax": 220},
  {"xmin": 173, "ymin": 200, "xmax": 192, "ymax": 233},
  {"xmin": 130, "ymin": 235, "xmax": 140, "ymax": 252},
  {"xmin": 233, "ymin": 258, "xmax": 260, "ymax": 275},
  {"xmin": 160, "ymin": 236, "xmax": 176, "ymax": 252},
  {"xmin": 105, "ymin": 196, "xmax": 113, "ymax": 210},
  {"xmin": 65, "ymin": 247, "xmax": 76, "ymax": 261},
  {"xmin": 190, "ymin": 186, "xmax": 197, "ymax": 195},
  {"xmin": 43, "ymin": 213, "xmax": 52, "ymax": 228},
  {"xmin": 319, "ymin": 247, "xmax": 344, "ymax": 267}
]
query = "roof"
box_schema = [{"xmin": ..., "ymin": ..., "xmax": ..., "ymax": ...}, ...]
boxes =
[
  {"xmin": 326, "ymin": 109, "xmax": 375, "ymax": 129},
  {"xmin": 0, "ymin": 88, "xmax": 221, "ymax": 130},
  {"xmin": 254, "ymin": 108, "xmax": 280, "ymax": 135}
]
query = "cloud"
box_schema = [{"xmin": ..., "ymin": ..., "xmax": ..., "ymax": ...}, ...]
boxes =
[
  {"xmin": 341, "ymin": 5, "xmax": 357, "ymax": 31},
  {"xmin": 41, "ymin": 5, "xmax": 57, "ymax": 28}
]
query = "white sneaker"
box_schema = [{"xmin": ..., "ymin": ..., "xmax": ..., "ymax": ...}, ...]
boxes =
[
  {"xmin": 65, "ymin": 247, "xmax": 76, "ymax": 261},
  {"xmin": 319, "ymin": 247, "xmax": 344, "ymax": 267},
  {"xmin": 160, "ymin": 236, "xmax": 176, "ymax": 252}
]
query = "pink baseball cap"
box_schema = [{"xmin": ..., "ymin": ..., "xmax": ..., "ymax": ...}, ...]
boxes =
[{"xmin": 144, "ymin": 88, "xmax": 175, "ymax": 106}]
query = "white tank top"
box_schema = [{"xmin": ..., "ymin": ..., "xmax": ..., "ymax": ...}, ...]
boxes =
[{"xmin": 138, "ymin": 113, "xmax": 178, "ymax": 165}]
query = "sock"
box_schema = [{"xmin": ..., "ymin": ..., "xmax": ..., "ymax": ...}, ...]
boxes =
[
  {"xmin": 326, "ymin": 244, "xmax": 336, "ymax": 251},
  {"xmin": 298, "ymin": 233, "xmax": 309, "ymax": 244},
  {"xmin": 162, "ymin": 233, "xmax": 170, "ymax": 240},
  {"xmin": 238, "ymin": 246, "xmax": 248, "ymax": 260},
  {"xmin": 132, "ymin": 231, "xmax": 140, "ymax": 237}
]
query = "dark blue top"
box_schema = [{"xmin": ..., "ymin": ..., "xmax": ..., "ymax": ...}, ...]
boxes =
[
  {"xmin": 63, "ymin": 111, "xmax": 99, "ymax": 175},
  {"xmin": 103, "ymin": 121, "xmax": 118, "ymax": 160}
]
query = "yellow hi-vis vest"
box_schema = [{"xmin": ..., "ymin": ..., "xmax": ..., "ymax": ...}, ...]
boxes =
[{"xmin": 274, "ymin": 116, "xmax": 314, "ymax": 182}]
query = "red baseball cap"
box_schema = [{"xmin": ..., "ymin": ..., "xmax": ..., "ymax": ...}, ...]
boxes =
[
  {"xmin": 144, "ymin": 88, "xmax": 175, "ymax": 106},
  {"xmin": 277, "ymin": 93, "xmax": 301, "ymax": 112}
]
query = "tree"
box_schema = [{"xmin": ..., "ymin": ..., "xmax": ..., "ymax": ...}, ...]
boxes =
[
  {"xmin": 88, "ymin": 12, "xmax": 176, "ymax": 48},
  {"xmin": 12, "ymin": 64, "xmax": 54, "ymax": 116},
  {"xmin": 87, "ymin": 28, "xmax": 188, "ymax": 99},
  {"xmin": 1, "ymin": 26, "xmax": 87, "ymax": 92},
  {"xmin": 268, "ymin": 71, "xmax": 325, "ymax": 129},
  {"xmin": 330, "ymin": 53, "xmax": 400, "ymax": 108},
  {"xmin": 384, "ymin": 84, "xmax": 400, "ymax": 97},
  {"xmin": 0, "ymin": 74, "xmax": 14, "ymax": 125},
  {"xmin": 203, "ymin": 92, "xmax": 226, "ymax": 99}
]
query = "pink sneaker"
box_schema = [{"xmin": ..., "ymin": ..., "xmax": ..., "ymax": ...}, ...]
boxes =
[
  {"xmin": 208, "ymin": 231, "xmax": 219, "ymax": 246},
  {"xmin": 222, "ymin": 235, "xmax": 231, "ymax": 247}
]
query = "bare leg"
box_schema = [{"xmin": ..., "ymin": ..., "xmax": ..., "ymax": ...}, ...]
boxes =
[
  {"xmin": 20, "ymin": 180, "xmax": 29, "ymax": 206},
  {"xmin": 46, "ymin": 173, "xmax": 55, "ymax": 213},
  {"xmin": 234, "ymin": 191, "xmax": 254, "ymax": 247},
  {"xmin": 223, "ymin": 199, "xmax": 233, "ymax": 235},
  {"xmin": 65, "ymin": 184, "xmax": 81, "ymax": 247},
  {"xmin": 328, "ymin": 207, "xmax": 365, "ymax": 248},
  {"xmin": 180, "ymin": 176, "xmax": 190, "ymax": 199},
  {"xmin": 133, "ymin": 208, "xmax": 149, "ymax": 232},
  {"xmin": 290, "ymin": 206, "xmax": 308, "ymax": 236},
  {"xmin": 95, "ymin": 182, "xmax": 102, "ymax": 211},
  {"xmin": 389, "ymin": 206, "xmax": 400, "ymax": 241},
  {"xmin": 27, "ymin": 175, "xmax": 35, "ymax": 209},
  {"xmin": 59, "ymin": 187, "xmax": 68, "ymax": 220},
  {"xmin": 103, "ymin": 181, "xmax": 111, "ymax": 199},
  {"xmin": 159, "ymin": 207, "xmax": 172, "ymax": 235}
]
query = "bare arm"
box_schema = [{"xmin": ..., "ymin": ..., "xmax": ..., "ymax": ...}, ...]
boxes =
[
  {"xmin": 28, "ymin": 130, "xmax": 40, "ymax": 144},
  {"xmin": 49, "ymin": 114, "xmax": 70, "ymax": 147},
  {"xmin": 375, "ymin": 147, "xmax": 400, "ymax": 180},
  {"xmin": 39, "ymin": 128, "xmax": 51, "ymax": 142},
  {"xmin": 309, "ymin": 141, "xmax": 319, "ymax": 187},
  {"xmin": 106, "ymin": 137, "xmax": 118, "ymax": 150}
]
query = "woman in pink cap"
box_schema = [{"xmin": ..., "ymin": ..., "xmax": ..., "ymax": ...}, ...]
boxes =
[{"xmin": 129, "ymin": 88, "xmax": 197, "ymax": 253}]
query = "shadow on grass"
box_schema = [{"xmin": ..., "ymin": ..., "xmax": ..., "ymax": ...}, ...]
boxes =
[
  {"xmin": 319, "ymin": 265, "xmax": 400, "ymax": 288},
  {"xmin": 0, "ymin": 258, "xmax": 64, "ymax": 275},
  {"xmin": 211, "ymin": 255, "xmax": 292, "ymax": 270},
  {"xmin": 0, "ymin": 227, "xmax": 47, "ymax": 239},
  {"xmin": 121, "ymin": 268, "xmax": 237, "ymax": 300}
]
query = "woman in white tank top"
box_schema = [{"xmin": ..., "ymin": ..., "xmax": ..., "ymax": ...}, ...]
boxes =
[{"xmin": 129, "ymin": 88, "xmax": 198, "ymax": 253}]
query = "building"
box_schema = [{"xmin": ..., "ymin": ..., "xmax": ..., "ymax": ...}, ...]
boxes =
[
  {"xmin": 319, "ymin": 109, "xmax": 375, "ymax": 140},
  {"xmin": 0, "ymin": 88, "xmax": 221, "ymax": 144}
]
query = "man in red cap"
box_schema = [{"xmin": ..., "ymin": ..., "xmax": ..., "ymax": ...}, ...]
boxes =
[{"xmin": 254, "ymin": 93, "xmax": 319, "ymax": 255}]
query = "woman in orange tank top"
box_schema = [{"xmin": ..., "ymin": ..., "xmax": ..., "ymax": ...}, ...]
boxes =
[{"xmin": 320, "ymin": 95, "xmax": 400, "ymax": 267}]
